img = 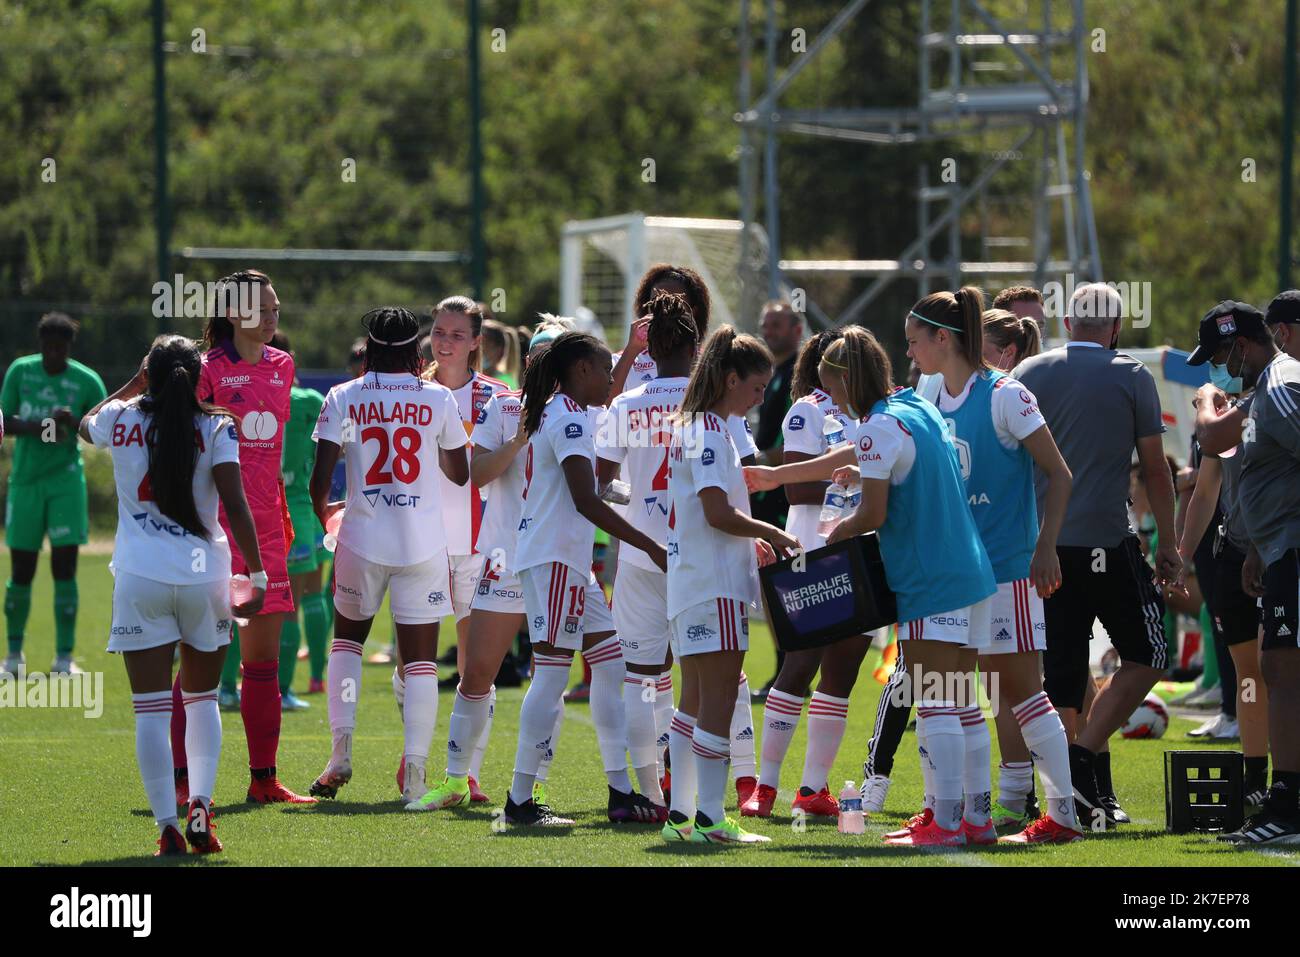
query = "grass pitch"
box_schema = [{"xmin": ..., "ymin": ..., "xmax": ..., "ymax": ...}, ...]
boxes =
[{"xmin": 2, "ymin": 550, "xmax": 1293, "ymax": 867}]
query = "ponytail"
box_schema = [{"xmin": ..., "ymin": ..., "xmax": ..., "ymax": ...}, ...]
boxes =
[
  {"xmin": 645, "ymin": 290, "xmax": 699, "ymax": 363},
  {"xmin": 821, "ymin": 326, "xmax": 893, "ymax": 419},
  {"xmin": 139, "ymin": 335, "xmax": 225, "ymax": 539},
  {"xmin": 909, "ymin": 285, "xmax": 988, "ymax": 371},
  {"xmin": 520, "ymin": 331, "xmax": 603, "ymax": 436},
  {"xmin": 982, "ymin": 308, "xmax": 1042, "ymax": 366},
  {"xmin": 679, "ymin": 326, "xmax": 772, "ymax": 421}
]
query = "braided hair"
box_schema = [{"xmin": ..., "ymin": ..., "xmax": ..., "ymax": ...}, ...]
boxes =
[
  {"xmin": 634, "ymin": 264, "xmax": 711, "ymax": 335},
  {"xmin": 520, "ymin": 331, "xmax": 604, "ymax": 436},
  {"xmin": 139, "ymin": 335, "xmax": 231, "ymax": 539},
  {"xmin": 645, "ymin": 290, "xmax": 699, "ymax": 364},
  {"xmin": 361, "ymin": 307, "xmax": 424, "ymax": 377}
]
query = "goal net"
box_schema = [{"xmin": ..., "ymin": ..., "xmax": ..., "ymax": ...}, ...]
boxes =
[{"xmin": 560, "ymin": 214, "xmax": 773, "ymax": 341}]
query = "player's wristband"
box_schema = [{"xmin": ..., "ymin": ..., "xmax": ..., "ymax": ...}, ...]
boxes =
[{"xmin": 250, "ymin": 571, "xmax": 269, "ymax": 590}]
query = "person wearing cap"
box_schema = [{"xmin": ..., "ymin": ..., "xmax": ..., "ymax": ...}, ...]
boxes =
[
  {"xmin": 1013, "ymin": 282, "xmax": 1182, "ymax": 829},
  {"xmin": 1187, "ymin": 298, "xmax": 1300, "ymax": 845},
  {"xmin": 1179, "ymin": 302, "xmax": 1268, "ymax": 803},
  {"xmin": 1196, "ymin": 291, "xmax": 1300, "ymax": 456}
]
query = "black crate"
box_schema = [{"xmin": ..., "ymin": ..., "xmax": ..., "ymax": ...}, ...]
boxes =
[
  {"xmin": 1164, "ymin": 750, "xmax": 1244, "ymax": 834},
  {"xmin": 758, "ymin": 533, "xmax": 897, "ymax": 652}
]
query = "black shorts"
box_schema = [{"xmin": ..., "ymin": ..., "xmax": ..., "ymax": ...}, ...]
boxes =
[
  {"xmin": 1042, "ymin": 536, "xmax": 1167, "ymax": 711},
  {"xmin": 1261, "ymin": 548, "xmax": 1300, "ymax": 652},
  {"xmin": 1208, "ymin": 543, "xmax": 1261, "ymax": 648}
]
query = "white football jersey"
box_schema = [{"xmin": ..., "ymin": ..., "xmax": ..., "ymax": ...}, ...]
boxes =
[
  {"xmin": 87, "ymin": 399, "xmax": 240, "ymax": 585},
  {"xmin": 599, "ymin": 376, "xmax": 755, "ymax": 573},
  {"xmin": 437, "ymin": 371, "xmax": 509, "ymax": 556},
  {"xmin": 614, "ymin": 350, "xmax": 660, "ymax": 386},
  {"xmin": 514, "ymin": 393, "xmax": 599, "ymax": 575},
  {"xmin": 313, "ymin": 372, "xmax": 468, "ymax": 566},
  {"xmin": 666, "ymin": 410, "xmax": 760, "ymax": 619},
  {"xmin": 471, "ymin": 389, "xmax": 527, "ymax": 572},
  {"xmin": 781, "ymin": 388, "xmax": 852, "ymax": 549}
]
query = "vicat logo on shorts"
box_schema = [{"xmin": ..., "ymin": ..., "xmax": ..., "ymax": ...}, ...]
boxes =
[
  {"xmin": 362, "ymin": 489, "xmax": 421, "ymax": 509},
  {"xmin": 427, "ymin": 591, "xmax": 446, "ymax": 605},
  {"xmin": 687, "ymin": 624, "xmax": 716, "ymax": 642},
  {"xmin": 111, "ymin": 625, "xmax": 144, "ymax": 636}
]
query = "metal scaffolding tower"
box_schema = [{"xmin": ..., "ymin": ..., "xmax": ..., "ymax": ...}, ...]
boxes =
[{"xmin": 737, "ymin": 0, "xmax": 1101, "ymax": 334}]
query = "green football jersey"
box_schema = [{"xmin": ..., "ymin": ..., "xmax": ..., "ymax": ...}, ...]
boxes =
[
  {"xmin": 281, "ymin": 384, "xmax": 324, "ymax": 503},
  {"xmin": 1, "ymin": 354, "xmax": 106, "ymax": 485}
]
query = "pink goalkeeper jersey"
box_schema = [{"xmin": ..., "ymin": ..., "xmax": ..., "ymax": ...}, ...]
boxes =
[{"xmin": 199, "ymin": 340, "xmax": 294, "ymax": 522}]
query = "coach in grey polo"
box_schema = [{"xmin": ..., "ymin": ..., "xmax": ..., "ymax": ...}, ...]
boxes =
[
  {"xmin": 1013, "ymin": 282, "xmax": 1181, "ymax": 826},
  {"xmin": 1186, "ymin": 297, "xmax": 1300, "ymax": 844}
]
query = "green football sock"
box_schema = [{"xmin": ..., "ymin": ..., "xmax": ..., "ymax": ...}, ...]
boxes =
[
  {"xmin": 324, "ymin": 562, "xmax": 336, "ymax": 631},
  {"xmin": 5, "ymin": 581, "xmax": 32, "ymax": 654},
  {"xmin": 302, "ymin": 591, "xmax": 330, "ymax": 682},
  {"xmin": 53, "ymin": 578, "xmax": 78, "ymax": 656},
  {"xmin": 278, "ymin": 615, "xmax": 301, "ymax": 692},
  {"xmin": 221, "ymin": 623, "xmax": 242, "ymax": 691}
]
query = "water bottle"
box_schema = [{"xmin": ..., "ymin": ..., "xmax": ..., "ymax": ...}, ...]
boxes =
[
  {"xmin": 230, "ymin": 574, "xmax": 253, "ymax": 628},
  {"xmin": 600, "ymin": 479, "xmax": 631, "ymax": 505},
  {"xmin": 838, "ymin": 780, "xmax": 865, "ymax": 834},
  {"xmin": 818, "ymin": 482, "xmax": 849, "ymax": 538},
  {"xmin": 822, "ymin": 413, "xmax": 846, "ymax": 449},
  {"xmin": 323, "ymin": 507, "xmax": 345, "ymax": 553}
]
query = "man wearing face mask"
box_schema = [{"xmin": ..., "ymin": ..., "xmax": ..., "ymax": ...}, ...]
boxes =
[
  {"xmin": 1013, "ymin": 282, "xmax": 1181, "ymax": 828},
  {"xmin": 1188, "ymin": 298, "xmax": 1300, "ymax": 845}
]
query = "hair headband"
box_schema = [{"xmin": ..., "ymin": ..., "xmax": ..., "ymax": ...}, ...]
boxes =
[{"xmin": 909, "ymin": 309, "xmax": 963, "ymax": 333}]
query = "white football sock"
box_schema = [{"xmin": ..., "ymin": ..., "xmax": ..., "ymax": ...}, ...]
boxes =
[
  {"xmin": 918, "ymin": 704, "xmax": 964, "ymax": 831},
  {"xmin": 758, "ymin": 689, "xmax": 805, "ymax": 788},
  {"xmin": 328, "ymin": 638, "xmax": 364, "ymax": 743},
  {"xmin": 801, "ymin": 691, "xmax": 850, "ymax": 792},
  {"xmin": 133, "ymin": 691, "xmax": 176, "ymax": 831},
  {"xmin": 510, "ymin": 651, "xmax": 569, "ymax": 804},
  {"xmin": 692, "ymin": 727, "xmax": 731, "ymax": 824},
  {"xmin": 958, "ymin": 705, "xmax": 992, "ymax": 827},
  {"xmin": 998, "ymin": 761, "xmax": 1034, "ymax": 814},
  {"xmin": 654, "ymin": 671, "xmax": 674, "ymax": 777},
  {"xmin": 731, "ymin": 672, "xmax": 757, "ymax": 780},
  {"xmin": 625, "ymin": 672, "xmax": 662, "ymax": 803},
  {"xmin": 536, "ymin": 699, "xmax": 565, "ymax": 783},
  {"xmin": 468, "ymin": 685, "xmax": 495, "ymax": 780},
  {"xmin": 668, "ymin": 712, "xmax": 697, "ymax": 821},
  {"xmin": 584, "ymin": 637, "xmax": 631, "ymax": 793},
  {"xmin": 447, "ymin": 685, "xmax": 492, "ymax": 778},
  {"xmin": 402, "ymin": 661, "xmax": 438, "ymax": 766},
  {"xmin": 181, "ymin": 687, "xmax": 221, "ymax": 805},
  {"xmin": 1014, "ymin": 691, "xmax": 1077, "ymax": 828}
]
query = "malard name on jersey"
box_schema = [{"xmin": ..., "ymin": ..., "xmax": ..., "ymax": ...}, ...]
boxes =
[{"xmin": 346, "ymin": 400, "xmax": 444, "ymax": 426}]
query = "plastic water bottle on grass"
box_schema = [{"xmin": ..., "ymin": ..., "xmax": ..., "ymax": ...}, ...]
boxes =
[{"xmin": 838, "ymin": 780, "xmax": 865, "ymax": 834}]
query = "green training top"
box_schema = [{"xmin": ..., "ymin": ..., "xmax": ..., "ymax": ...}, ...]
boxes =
[
  {"xmin": 1, "ymin": 354, "xmax": 106, "ymax": 485},
  {"xmin": 281, "ymin": 384, "xmax": 324, "ymax": 504}
]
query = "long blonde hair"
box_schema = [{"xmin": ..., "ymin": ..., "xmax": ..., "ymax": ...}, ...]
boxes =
[{"xmin": 820, "ymin": 325, "xmax": 894, "ymax": 419}]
